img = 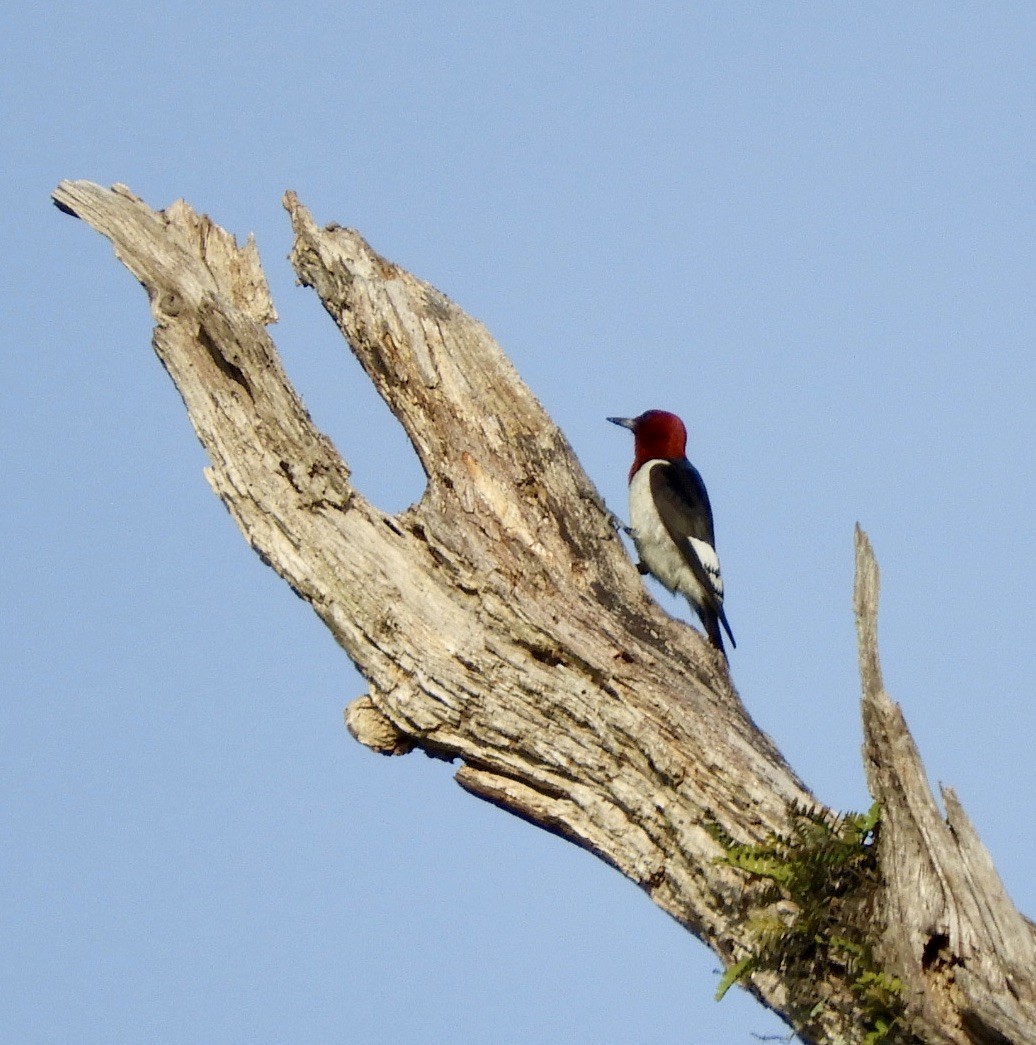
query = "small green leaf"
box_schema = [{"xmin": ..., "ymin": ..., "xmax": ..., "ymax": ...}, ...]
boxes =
[{"xmin": 714, "ymin": 955, "xmax": 757, "ymax": 1001}]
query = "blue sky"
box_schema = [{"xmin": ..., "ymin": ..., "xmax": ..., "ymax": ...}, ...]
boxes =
[{"xmin": 5, "ymin": 4, "xmax": 1036, "ymax": 1042}]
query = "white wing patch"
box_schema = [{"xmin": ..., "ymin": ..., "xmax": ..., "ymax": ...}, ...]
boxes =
[{"xmin": 688, "ymin": 536, "xmax": 723, "ymax": 598}]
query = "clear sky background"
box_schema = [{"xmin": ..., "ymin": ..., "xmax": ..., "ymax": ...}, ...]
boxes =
[{"xmin": 5, "ymin": 5, "xmax": 1035, "ymax": 1043}]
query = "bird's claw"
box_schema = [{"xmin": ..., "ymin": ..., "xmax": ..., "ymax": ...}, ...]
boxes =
[{"xmin": 604, "ymin": 509, "xmax": 629, "ymax": 534}]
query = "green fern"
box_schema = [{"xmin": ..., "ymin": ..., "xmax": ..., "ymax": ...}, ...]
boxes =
[
  {"xmin": 715, "ymin": 954, "xmax": 758, "ymax": 1001},
  {"xmin": 706, "ymin": 801, "xmax": 904, "ymax": 1040}
]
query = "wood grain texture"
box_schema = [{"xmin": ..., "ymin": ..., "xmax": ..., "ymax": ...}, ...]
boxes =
[
  {"xmin": 856, "ymin": 526, "xmax": 1036, "ymax": 1042},
  {"xmin": 54, "ymin": 180, "xmax": 1035, "ymax": 1043}
]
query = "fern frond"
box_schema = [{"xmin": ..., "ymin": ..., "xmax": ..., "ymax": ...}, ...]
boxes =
[{"xmin": 714, "ymin": 954, "xmax": 757, "ymax": 1001}]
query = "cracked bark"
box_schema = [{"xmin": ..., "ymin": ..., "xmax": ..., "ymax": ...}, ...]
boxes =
[
  {"xmin": 855, "ymin": 527, "xmax": 1036, "ymax": 1043},
  {"xmin": 53, "ymin": 180, "xmax": 1036, "ymax": 1044}
]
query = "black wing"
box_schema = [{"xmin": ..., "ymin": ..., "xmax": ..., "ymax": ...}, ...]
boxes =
[
  {"xmin": 650, "ymin": 459, "xmax": 716, "ymax": 545},
  {"xmin": 648, "ymin": 460, "xmax": 736, "ymax": 652}
]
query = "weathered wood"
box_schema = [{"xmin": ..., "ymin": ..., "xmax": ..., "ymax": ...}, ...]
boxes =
[
  {"xmin": 54, "ymin": 180, "xmax": 1036, "ymax": 1043},
  {"xmin": 856, "ymin": 526, "xmax": 1036, "ymax": 1042}
]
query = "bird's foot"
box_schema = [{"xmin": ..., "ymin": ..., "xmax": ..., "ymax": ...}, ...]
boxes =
[{"xmin": 604, "ymin": 509, "xmax": 631, "ymax": 534}]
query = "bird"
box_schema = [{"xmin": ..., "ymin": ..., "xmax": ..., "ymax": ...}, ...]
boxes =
[{"xmin": 608, "ymin": 410, "xmax": 735, "ymax": 656}]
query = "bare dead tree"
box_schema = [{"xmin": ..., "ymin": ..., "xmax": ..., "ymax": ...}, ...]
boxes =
[{"xmin": 52, "ymin": 180, "xmax": 1036, "ymax": 1044}]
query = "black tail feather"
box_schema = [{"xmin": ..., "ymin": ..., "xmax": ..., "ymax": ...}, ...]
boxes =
[
  {"xmin": 718, "ymin": 606, "xmax": 736, "ymax": 650},
  {"xmin": 701, "ymin": 606, "xmax": 728, "ymax": 658}
]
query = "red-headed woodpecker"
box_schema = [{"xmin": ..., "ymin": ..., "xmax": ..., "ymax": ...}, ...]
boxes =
[{"xmin": 608, "ymin": 410, "xmax": 735, "ymax": 656}]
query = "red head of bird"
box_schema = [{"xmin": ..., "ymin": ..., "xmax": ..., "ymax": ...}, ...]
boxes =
[{"xmin": 606, "ymin": 410, "xmax": 689, "ymax": 481}]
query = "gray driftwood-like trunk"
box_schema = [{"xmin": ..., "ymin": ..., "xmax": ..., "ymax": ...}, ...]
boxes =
[{"xmin": 53, "ymin": 180, "xmax": 1036, "ymax": 1044}]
